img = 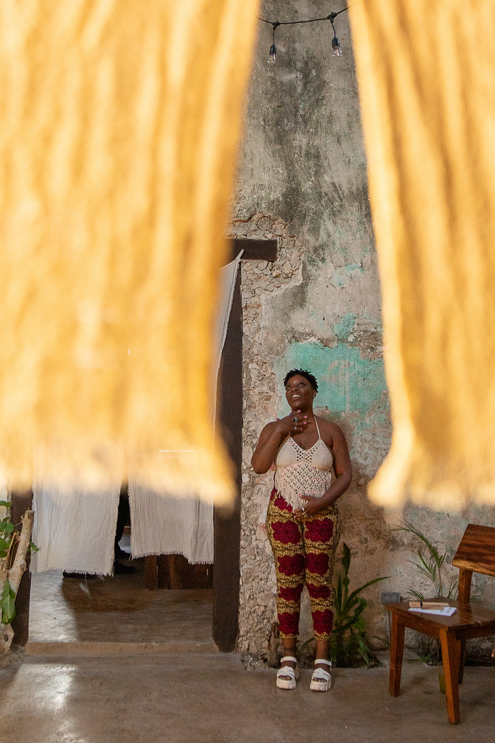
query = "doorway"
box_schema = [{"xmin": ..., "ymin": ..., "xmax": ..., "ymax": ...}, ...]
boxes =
[{"xmin": 15, "ymin": 238, "xmax": 277, "ymax": 653}]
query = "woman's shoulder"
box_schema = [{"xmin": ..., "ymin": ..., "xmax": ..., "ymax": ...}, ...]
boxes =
[
  {"xmin": 256, "ymin": 418, "xmax": 281, "ymax": 441},
  {"xmin": 261, "ymin": 419, "xmax": 279, "ymax": 433},
  {"xmin": 315, "ymin": 415, "xmax": 345, "ymax": 442}
]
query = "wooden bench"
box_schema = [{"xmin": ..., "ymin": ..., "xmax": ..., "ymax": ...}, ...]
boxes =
[{"xmin": 386, "ymin": 523, "xmax": 495, "ymax": 724}]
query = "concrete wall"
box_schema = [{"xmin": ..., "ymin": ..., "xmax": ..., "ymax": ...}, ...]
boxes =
[{"xmin": 233, "ymin": 1, "xmax": 495, "ymax": 662}]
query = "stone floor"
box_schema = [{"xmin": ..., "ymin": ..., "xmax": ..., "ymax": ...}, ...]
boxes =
[{"xmin": 0, "ymin": 653, "xmax": 494, "ymax": 742}]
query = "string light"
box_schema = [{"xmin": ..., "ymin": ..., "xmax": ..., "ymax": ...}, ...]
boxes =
[
  {"xmin": 329, "ymin": 13, "xmax": 343, "ymax": 57},
  {"xmin": 267, "ymin": 21, "xmax": 279, "ymax": 65},
  {"xmin": 259, "ymin": 6, "xmax": 349, "ymax": 66},
  {"xmin": 332, "ymin": 36, "xmax": 343, "ymax": 57}
]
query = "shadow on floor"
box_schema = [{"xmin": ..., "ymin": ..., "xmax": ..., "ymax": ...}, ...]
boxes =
[{"xmin": 29, "ymin": 561, "xmax": 213, "ymax": 645}]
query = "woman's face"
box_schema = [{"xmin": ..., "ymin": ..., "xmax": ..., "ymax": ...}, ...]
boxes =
[{"xmin": 285, "ymin": 374, "xmax": 316, "ymax": 411}]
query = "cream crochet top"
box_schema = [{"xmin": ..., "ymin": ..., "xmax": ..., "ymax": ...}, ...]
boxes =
[{"xmin": 274, "ymin": 417, "xmax": 333, "ymax": 511}]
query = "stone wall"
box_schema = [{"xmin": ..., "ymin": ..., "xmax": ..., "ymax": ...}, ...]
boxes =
[{"xmin": 232, "ymin": 1, "xmax": 495, "ymax": 662}]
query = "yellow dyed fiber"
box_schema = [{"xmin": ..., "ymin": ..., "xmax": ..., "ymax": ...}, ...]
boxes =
[
  {"xmin": 0, "ymin": 0, "xmax": 260, "ymax": 501},
  {"xmin": 350, "ymin": 1, "xmax": 495, "ymax": 507}
]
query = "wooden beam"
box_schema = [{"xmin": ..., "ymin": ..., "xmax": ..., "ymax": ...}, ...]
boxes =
[
  {"xmin": 229, "ymin": 238, "xmax": 277, "ymax": 263},
  {"xmin": 213, "ymin": 271, "xmax": 242, "ymax": 652}
]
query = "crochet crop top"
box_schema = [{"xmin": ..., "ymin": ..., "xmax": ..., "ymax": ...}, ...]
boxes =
[{"xmin": 274, "ymin": 417, "xmax": 333, "ymax": 511}]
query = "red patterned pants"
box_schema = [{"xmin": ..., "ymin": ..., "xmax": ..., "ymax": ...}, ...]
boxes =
[{"xmin": 266, "ymin": 487, "xmax": 341, "ymax": 641}]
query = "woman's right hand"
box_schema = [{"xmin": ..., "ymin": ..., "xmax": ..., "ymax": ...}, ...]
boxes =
[
  {"xmin": 251, "ymin": 412, "xmax": 309, "ymax": 474},
  {"xmin": 276, "ymin": 411, "xmax": 309, "ymax": 436}
]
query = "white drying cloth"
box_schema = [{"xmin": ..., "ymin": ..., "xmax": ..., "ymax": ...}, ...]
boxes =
[
  {"xmin": 214, "ymin": 252, "xmax": 243, "ymax": 392},
  {"xmin": 129, "ymin": 252, "xmax": 242, "ymax": 564},
  {"xmin": 32, "ymin": 253, "xmax": 241, "ymax": 573},
  {"xmin": 129, "ymin": 476, "xmax": 213, "ymax": 564},
  {"xmin": 32, "ymin": 467, "xmax": 120, "ymax": 576}
]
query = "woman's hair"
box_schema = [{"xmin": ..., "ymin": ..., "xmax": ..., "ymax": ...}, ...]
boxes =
[{"xmin": 283, "ymin": 369, "xmax": 318, "ymax": 391}]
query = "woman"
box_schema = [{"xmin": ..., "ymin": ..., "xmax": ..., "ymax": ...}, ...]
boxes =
[{"xmin": 252, "ymin": 369, "xmax": 352, "ymax": 691}]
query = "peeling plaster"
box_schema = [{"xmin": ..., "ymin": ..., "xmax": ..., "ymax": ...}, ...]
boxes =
[
  {"xmin": 330, "ymin": 263, "xmax": 364, "ymax": 288},
  {"xmin": 230, "ymin": 0, "xmax": 495, "ymax": 664},
  {"xmin": 275, "ymin": 338, "xmax": 387, "ymax": 419},
  {"xmin": 334, "ymin": 313, "xmax": 358, "ymax": 341}
]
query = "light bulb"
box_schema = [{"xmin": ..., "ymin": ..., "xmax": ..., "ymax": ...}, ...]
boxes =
[
  {"xmin": 332, "ymin": 37, "xmax": 342, "ymax": 57},
  {"xmin": 268, "ymin": 43, "xmax": 277, "ymax": 66}
]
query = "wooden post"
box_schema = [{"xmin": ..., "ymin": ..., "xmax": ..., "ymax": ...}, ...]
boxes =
[
  {"xmin": 213, "ymin": 272, "xmax": 242, "ymax": 652},
  {"xmin": 9, "ymin": 489, "xmax": 34, "ymax": 648},
  {"xmin": 144, "ymin": 555, "xmax": 158, "ymax": 590},
  {"xmin": 157, "ymin": 555, "xmax": 170, "ymax": 589}
]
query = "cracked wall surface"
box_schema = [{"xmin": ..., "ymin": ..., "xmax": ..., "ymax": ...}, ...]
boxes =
[{"xmin": 231, "ymin": 1, "xmax": 495, "ymax": 662}]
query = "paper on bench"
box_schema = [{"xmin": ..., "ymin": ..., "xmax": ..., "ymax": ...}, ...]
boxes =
[{"xmin": 409, "ymin": 606, "xmax": 457, "ymax": 617}]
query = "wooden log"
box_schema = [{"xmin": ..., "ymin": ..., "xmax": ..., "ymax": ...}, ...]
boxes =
[
  {"xmin": 9, "ymin": 490, "xmax": 33, "ymax": 647},
  {"xmin": 9, "ymin": 510, "xmax": 34, "ymax": 594},
  {"xmin": 0, "ymin": 509, "xmax": 34, "ymax": 655}
]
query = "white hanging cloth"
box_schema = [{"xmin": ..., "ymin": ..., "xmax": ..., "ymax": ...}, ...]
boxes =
[
  {"xmin": 129, "ymin": 478, "xmax": 213, "ymax": 564},
  {"xmin": 32, "ymin": 252, "xmax": 242, "ymax": 573},
  {"xmin": 129, "ymin": 252, "xmax": 243, "ymax": 564},
  {"xmin": 31, "ymin": 446, "xmax": 120, "ymax": 575}
]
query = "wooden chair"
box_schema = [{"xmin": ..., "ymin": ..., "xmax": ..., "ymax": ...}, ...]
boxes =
[{"xmin": 386, "ymin": 523, "xmax": 495, "ymax": 724}]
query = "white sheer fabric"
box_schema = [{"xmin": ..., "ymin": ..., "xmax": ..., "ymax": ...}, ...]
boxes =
[
  {"xmin": 32, "ymin": 446, "xmax": 120, "ymax": 575},
  {"xmin": 128, "ymin": 253, "xmax": 242, "ymax": 564},
  {"xmin": 32, "ymin": 254, "xmax": 241, "ymax": 572},
  {"xmin": 129, "ymin": 476, "xmax": 214, "ymax": 564}
]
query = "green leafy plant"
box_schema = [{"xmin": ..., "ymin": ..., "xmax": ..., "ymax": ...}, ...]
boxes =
[
  {"xmin": 330, "ymin": 542, "xmax": 388, "ymax": 668},
  {"xmin": 1, "ymin": 580, "xmax": 16, "ymax": 625},
  {"xmin": 395, "ymin": 519, "xmax": 459, "ymax": 666},
  {"xmin": 0, "ymin": 501, "xmax": 15, "ymax": 560},
  {"xmin": 395, "ymin": 519, "xmax": 458, "ymax": 601}
]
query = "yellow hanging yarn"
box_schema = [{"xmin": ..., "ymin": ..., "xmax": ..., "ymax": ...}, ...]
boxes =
[
  {"xmin": 0, "ymin": 0, "xmax": 260, "ymax": 501},
  {"xmin": 350, "ymin": 1, "xmax": 495, "ymax": 507}
]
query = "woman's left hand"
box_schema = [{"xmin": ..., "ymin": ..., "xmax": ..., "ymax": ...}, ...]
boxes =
[{"xmin": 294, "ymin": 495, "xmax": 325, "ymax": 519}]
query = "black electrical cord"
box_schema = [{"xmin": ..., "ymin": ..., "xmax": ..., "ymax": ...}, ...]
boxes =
[
  {"xmin": 271, "ymin": 21, "xmax": 278, "ymax": 46},
  {"xmin": 260, "ymin": 6, "xmax": 349, "ymax": 63},
  {"xmin": 258, "ymin": 6, "xmax": 349, "ymax": 28}
]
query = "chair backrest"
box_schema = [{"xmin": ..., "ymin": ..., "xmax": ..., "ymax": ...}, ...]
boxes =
[{"xmin": 452, "ymin": 523, "xmax": 495, "ymax": 578}]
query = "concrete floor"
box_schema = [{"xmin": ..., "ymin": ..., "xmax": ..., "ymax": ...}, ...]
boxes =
[
  {"xmin": 0, "ymin": 653, "xmax": 494, "ymax": 742},
  {"xmin": 28, "ymin": 564, "xmax": 216, "ymax": 655},
  {"xmin": 13, "ymin": 554, "xmax": 493, "ymax": 740}
]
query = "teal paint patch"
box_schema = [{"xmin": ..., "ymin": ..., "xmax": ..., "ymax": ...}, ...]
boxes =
[
  {"xmin": 334, "ymin": 313, "xmax": 357, "ymax": 341},
  {"xmin": 275, "ymin": 340, "xmax": 387, "ymax": 420},
  {"xmin": 332, "ymin": 263, "xmax": 363, "ymax": 288}
]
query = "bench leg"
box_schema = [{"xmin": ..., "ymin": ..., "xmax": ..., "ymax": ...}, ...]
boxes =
[
  {"xmin": 389, "ymin": 612, "xmax": 405, "ymax": 696},
  {"xmin": 458, "ymin": 638, "xmax": 466, "ymax": 684},
  {"xmin": 440, "ymin": 630, "xmax": 460, "ymax": 724}
]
